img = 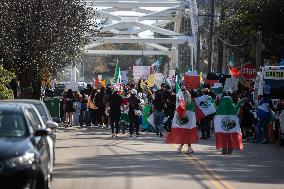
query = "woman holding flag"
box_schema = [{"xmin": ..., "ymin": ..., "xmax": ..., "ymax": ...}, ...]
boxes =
[
  {"xmin": 214, "ymin": 93, "xmax": 244, "ymax": 155},
  {"xmin": 166, "ymin": 85, "xmax": 198, "ymax": 154}
]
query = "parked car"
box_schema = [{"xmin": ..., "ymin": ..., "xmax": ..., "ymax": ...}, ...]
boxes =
[
  {"xmin": 15, "ymin": 103, "xmax": 55, "ymax": 176},
  {"xmin": 1, "ymin": 100, "xmax": 58, "ymax": 162},
  {"xmin": 279, "ymin": 110, "xmax": 284, "ymax": 146},
  {"xmin": 0, "ymin": 104, "xmax": 51, "ymax": 189}
]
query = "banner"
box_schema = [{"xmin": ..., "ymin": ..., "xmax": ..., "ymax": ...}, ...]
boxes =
[{"xmin": 133, "ymin": 66, "xmax": 151, "ymax": 80}]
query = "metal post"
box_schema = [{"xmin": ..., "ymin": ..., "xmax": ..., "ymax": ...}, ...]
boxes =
[
  {"xmin": 256, "ymin": 31, "xmax": 262, "ymax": 71},
  {"xmin": 207, "ymin": 0, "xmax": 215, "ymax": 73},
  {"xmin": 217, "ymin": 3, "xmax": 225, "ymax": 73},
  {"xmin": 196, "ymin": 27, "xmax": 201, "ymax": 72}
]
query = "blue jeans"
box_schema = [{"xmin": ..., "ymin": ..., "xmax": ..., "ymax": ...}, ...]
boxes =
[
  {"xmin": 255, "ymin": 118, "xmax": 269, "ymax": 142},
  {"xmin": 79, "ymin": 109, "xmax": 87, "ymax": 126},
  {"xmin": 73, "ymin": 110, "xmax": 80, "ymax": 126},
  {"xmin": 154, "ymin": 111, "xmax": 164, "ymax": 134}
]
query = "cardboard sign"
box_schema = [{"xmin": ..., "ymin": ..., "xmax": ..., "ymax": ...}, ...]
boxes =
[
  {"xmin": 184, "ymin": 75, "xmax": 200, "ymax": 90},
  {"xmin": 133, "ymin": 66, "xmax": 151, "ymax": 80}
]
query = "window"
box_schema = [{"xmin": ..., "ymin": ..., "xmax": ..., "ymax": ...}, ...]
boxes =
[{"xmin": 0, "ymin": 111, "xmax": 28, "ymax": 138}]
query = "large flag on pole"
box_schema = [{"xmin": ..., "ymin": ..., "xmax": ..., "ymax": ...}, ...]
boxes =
[
  {"xmin": 194, "ymin": 95, "xmax": 216, "ymax": 121},
  {"xmin": 228, "ymin": 54, "xmax": 241, "ymax": 78},
  {"xmin": 166, "ymin": 84, "xmax": 198, "ymax": 144},
  {"xmin": 214, "ymin": 96, "xmax": 243, "ymax": 150}
]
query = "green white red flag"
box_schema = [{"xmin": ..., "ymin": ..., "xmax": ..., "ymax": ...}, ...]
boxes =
[
  {"xmin": 166, "ymin": 85, "xmax": 198, "ymax": 144},
  {"xmin": 214, "ymin": 96, "xmax": 243, "ymax": 150}
]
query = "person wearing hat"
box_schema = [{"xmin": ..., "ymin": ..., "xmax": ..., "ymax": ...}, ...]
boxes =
[
  {"xmin": 127, "ymin": 89, "xmax": 141, "ymax": 137},
  {"xmin": 109, "ymin": 87, "xmax": 123, "ymax": 137}
]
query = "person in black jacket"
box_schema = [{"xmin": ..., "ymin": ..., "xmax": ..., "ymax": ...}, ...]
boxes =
[
  {"xmin": 109, "ymin": 87, "xmax": 123, "ymax": 137},
  {"xmin": 95, "ymin": 86, "xmax": 107, "ymax": 127},
  {"xmin": 152, "ymin": 92, "xmax": 165, "ymax": 137},
  {"xmin": 127, "ymin": 89, "xmax": 141, "ymax": 137},
  {"xmin": 65, "ymin": 89, "xmax": 75, "ymax": 127}
]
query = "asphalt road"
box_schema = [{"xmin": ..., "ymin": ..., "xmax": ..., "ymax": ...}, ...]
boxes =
[{"xmin": 51, "ymin": 126, "xmax": 284, "ymax": 189}]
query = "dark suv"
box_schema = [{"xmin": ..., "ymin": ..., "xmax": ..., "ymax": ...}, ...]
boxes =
[{"xmin": 0, "ymin": 104, "xmax": 51, "ymax": 189}]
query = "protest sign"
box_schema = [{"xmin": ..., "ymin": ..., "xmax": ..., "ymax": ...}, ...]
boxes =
[{"xmin": 133, "ymin": 66, "xmax": 151, "ymax": 80}]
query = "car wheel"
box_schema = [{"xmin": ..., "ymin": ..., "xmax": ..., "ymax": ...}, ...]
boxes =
[
  {"xmin": 278, "ymin": 128, "xmax": 284, "ymax": 146},
  {"xmin": 36, "ymin": 174, "xmax": 49, "ymax": 189}
]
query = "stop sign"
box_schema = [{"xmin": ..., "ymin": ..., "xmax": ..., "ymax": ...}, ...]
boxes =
[{"xmin": 241, "ymin": 63, "xmax": 257, "ymax": 79}]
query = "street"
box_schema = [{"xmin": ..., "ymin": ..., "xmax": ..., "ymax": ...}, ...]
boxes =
[{"xmin": 52, "ymin": 126, "xmax": 284, "ymax": 189}]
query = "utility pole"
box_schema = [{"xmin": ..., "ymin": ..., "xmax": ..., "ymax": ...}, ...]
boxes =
[
  {"xmin": 207, "ymin": 0, "xmax": 215, "ymax": 73},
  {"xmin": 256, "ymin": 31, "xmax": 262, "ymax": 71},
  {"xmin": 217, "ymin": 2, "xmax": 225, "ymax": 73},
  {"xmin": 196, "ymin": 24, "xmax": 201, "ymax": 73}
]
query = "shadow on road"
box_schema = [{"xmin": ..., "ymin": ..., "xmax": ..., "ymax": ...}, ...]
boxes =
[{"xmin": 54, "ymin": 126, "xmax": 284, "ymax": 186}]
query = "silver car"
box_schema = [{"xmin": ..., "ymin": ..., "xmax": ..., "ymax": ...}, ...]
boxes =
[{"xmin": 1, "ymin": 100, "xmax": 58, "ymax": 165}]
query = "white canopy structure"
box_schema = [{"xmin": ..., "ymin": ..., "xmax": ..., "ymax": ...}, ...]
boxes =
[{"xmin": 84, "ymin": 0, "xmax": 198, "ymax": 69}]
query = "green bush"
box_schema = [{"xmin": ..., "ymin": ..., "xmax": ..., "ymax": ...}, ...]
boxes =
[{"xmin": 0, "ymin": 66, "xmax": 14, "ymax": 99}]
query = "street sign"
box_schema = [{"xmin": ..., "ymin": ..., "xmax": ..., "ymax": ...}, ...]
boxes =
[{"xmin": 241, "ymin": 63, "xmax": 257, "ymax": 79}]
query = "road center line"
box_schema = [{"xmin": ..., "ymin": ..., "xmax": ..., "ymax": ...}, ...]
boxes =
[{"xmin": 172, "ymin": 144, "xmax": 235, "ymax": 189}]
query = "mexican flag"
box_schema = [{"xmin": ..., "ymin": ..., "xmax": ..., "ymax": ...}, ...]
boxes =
[
  {"xmin": 195, "ymin": 95, "xmax": 216, "ymax": 121},
  {"xmin": 166, "ymin": 83, "xmax": 198, "ymax": 144},
  {"xmin": 214, "ymin": 96, "xmax": 243, "ymax": 150},
  {"xmin": 228, "ymin": 53, "xmax": 241, "ymax": 78}
]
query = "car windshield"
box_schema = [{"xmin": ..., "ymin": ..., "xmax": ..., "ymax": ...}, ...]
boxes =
[
  {"xmin": 0, "ymin": 111, "xmax": 28, "ymax": 138},
  {"xmin": 33, "ymin": 104, "xmax": 49, "ymax": 123}
]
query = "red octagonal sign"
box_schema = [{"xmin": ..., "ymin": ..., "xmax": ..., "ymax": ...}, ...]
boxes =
[{"xmin": 241, "ymin": 63, "xmax": 257, "ymax": 80}]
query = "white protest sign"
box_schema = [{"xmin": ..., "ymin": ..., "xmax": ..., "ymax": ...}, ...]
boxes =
[
  {"xmin": 169, "ymin": 70, "xmax": 175, "ymax": 79},
  {"xmin": 65, "ymin": 82, "xmax": 78, "ymax": 91},
  {"xmin": 185, "ymin": 70, "xmax": 199, "ymax": 76},
  {"xmin": 98, "ymin": 75, "xmax": 102, "ymax": 80},
  {"xmin": 154, "ymin": 73, "xmax": 164, "ymax": 88},
  {"xmin": 120, "ymin": 71, "xmax": 128, "ymax": 84},
  {"xmin": 224, "ymin": 77, "xmax": 239, "ymax": 92},
  {"xmin": 133, "ymin": 66, "xmax": 151, "ymax": 80}
]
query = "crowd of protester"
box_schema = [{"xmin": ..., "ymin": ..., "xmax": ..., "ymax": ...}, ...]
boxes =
[{"xmin": 59, "ymin": 80, "xmax": 281, "ymax": 155}]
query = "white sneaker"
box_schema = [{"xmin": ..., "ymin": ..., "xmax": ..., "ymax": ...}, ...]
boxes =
[
  {"xmin": 177, "ymin": 145, "xmax": 182, "ymax": 153},
  {"xmin": 186, "ymin": 147, "xmax": 194, "ymax": 154}
]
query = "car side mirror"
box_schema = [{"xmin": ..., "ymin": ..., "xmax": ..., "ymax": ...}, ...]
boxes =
[
  {"xmin": 34, "ymin": 128, "xmax": 50, "ymax": 137},
  {"xmin": 46, "ymin": 120, "xmax": 58, "ymax": 129}
]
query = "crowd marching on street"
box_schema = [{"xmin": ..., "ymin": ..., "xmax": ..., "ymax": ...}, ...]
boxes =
[{"xmin": 59, "ymin": 78, "xmax": 280, "ymax": 155}]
